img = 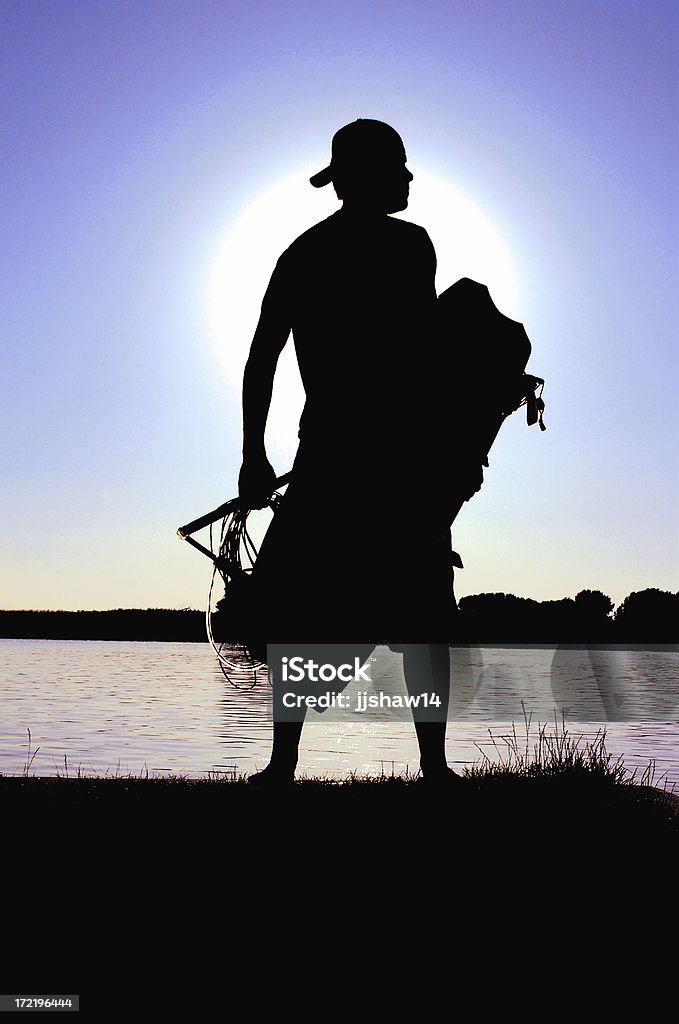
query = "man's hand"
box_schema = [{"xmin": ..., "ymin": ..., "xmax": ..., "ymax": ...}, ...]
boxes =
[{"xmin": 238, "ymin": 454, "xmax": 278, "ymax": 510}]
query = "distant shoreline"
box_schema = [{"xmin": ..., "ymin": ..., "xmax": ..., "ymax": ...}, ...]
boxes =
[
  {"xmin": 0, "ymin": 609, "xmax": 675, "ymax": 650},
  {"xmin": 0, "ymin": 608, "xmax": 206, "ymax": 643}
]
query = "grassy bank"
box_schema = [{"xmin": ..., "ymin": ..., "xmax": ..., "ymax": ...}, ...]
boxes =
[{"xmin": 3, "ymin": 719, "xmax": 677, "ymax": 849}]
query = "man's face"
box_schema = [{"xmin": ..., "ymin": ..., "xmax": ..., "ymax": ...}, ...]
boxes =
[
  {"xmin": 380, "ymin": 152, "xmax": 414, "ymax": 213},
  {"xmin": 337, "ymin": 143, "xmax": 414, "ymax": 213}
]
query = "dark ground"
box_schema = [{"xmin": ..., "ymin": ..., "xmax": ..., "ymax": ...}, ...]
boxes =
[
  {"xmin": 3, "ymin": 773, "xmax": 676, "ymax": 1003},
  {"xmin": 3, "ymin": 770, "xmax": 677, "ymax": 855}
]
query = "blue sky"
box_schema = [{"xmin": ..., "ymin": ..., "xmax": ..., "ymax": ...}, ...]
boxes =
[{"xmin": 1, "ymin": 0, "xmax": 677, "ymax": 612}]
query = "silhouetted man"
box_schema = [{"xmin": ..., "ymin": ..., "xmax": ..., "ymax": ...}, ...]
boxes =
[{"xmin": 238, "ymin": 119, "xmax": 475, "ymax": 784}]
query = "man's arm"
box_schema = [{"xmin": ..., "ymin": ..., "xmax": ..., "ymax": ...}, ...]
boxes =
[{"xmin": 238, "ymin": 260, "xmax": 291, "ymax": 508}]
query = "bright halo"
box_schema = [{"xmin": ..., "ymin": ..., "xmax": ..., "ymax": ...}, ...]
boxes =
[{"xmin": 208, "ymin": 168, "xmax": 520, "ymax": 469}]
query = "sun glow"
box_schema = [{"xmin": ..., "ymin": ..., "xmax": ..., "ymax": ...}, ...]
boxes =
[{"xmin": 208, "ymin": 168, "xmax": 520, "ymax": 469}]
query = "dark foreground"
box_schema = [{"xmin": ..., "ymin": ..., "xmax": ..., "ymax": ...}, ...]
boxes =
[
  {"xmin": 3, "ymin": 770, "xmax": 677, "ymax": 849},
  {"xmin": 3, "ymin": 772, "xmax": 676, "ymax": 999}
]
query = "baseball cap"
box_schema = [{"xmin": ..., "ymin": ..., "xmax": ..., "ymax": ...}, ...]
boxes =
[{"xmin": 309, "ymin": 119, "xmax": 407, "ymax": 188}]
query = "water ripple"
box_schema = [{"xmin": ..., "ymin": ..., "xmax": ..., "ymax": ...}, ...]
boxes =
[{"xmin": 0, "ymin": 639, "xmax": 677, "ymax": 787}]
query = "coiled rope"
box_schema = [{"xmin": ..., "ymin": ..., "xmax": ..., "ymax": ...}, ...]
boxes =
[{"xmin": 204, "ymin": 492, "xmax": 284, "ymax": 689}]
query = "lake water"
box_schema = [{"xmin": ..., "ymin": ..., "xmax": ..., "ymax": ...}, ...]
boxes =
[{"xmin": 1, "ymin": 640, "xmax": 678, "ymax": 789}]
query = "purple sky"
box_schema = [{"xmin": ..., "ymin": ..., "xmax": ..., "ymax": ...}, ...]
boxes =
[{"xmin": 1, "ymin": 0, "xmax": 677, "ymax": 611}]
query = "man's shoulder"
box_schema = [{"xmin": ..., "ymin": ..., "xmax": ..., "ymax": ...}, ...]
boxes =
[
  {"xmin": 280, "ymin": 214, "xmax": 339, "ymax": 260},
  {"xmin": 388, "ymin": 218, "xmax": 436, "ymax": 269},
  {"xmin": 388, "ymin": 215, "xmax": 428, "ymax": 234},
  {"xmin": 275, "ymin": 212, "xmax": 434, "ymax": 274},
  {"xmin": 387, "ymin": 216, "xmax": 434, "ymax": 248}
]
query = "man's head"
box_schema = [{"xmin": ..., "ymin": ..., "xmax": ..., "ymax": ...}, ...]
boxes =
[{"xmin": 310, "ymin": 119, "xmax": 413, "ymax": 213}]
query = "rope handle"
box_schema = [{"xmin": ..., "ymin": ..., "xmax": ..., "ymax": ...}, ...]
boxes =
[{"xmin": 177, "ymin": 471, "xmax": 293, "ymax": 540}]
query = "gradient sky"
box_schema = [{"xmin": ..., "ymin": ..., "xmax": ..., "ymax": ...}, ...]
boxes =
[{"xmin": 1, "ymin": 0, "xmax": 677, "ymax": 613}]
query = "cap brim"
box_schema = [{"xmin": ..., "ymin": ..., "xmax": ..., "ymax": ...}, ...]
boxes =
[{"xmin": 309, "ymin": 165, "xmax": 333, "ymax": 188}]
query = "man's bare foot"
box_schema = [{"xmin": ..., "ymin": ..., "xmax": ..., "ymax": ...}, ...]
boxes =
[
  {"xmin": 420, "ymin": 765, "xmax": 465, "ymax": 785},
  {"xmin": 247, "ymin": 765, "xmax": 296, "ymax": 787}
]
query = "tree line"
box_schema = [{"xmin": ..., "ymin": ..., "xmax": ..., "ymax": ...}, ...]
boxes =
[
  {"xmin": 456, "ymin": 588, "xmax": 678, "ymax": 643},
  {"xmin": 0, "ymin": 588, "xmax": 676, "ymax": 643}
]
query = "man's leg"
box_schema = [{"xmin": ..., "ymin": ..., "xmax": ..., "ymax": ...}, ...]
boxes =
[
  {"xmin": 267, "ymin": 719, "xmax": 307, "ymax": 777},
  {"xmin": 249, "ymin": 643, "xmax": 376, "ymax": 784},
  {"xmin": 402, "ymin": 644, "xmax": 461, "ymax": 781},
  {"xmin": 247, "ymin": 656, "xmax": 308, "ymax": 785}
]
